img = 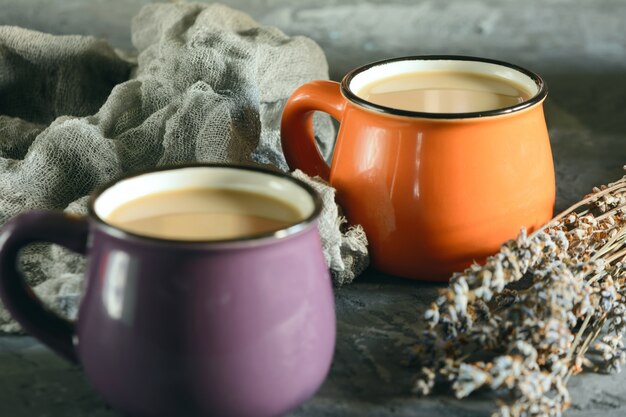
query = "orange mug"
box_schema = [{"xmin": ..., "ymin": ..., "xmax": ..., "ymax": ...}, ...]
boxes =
[{"xmin": 281, "ymin": 55, "xmax": 555, "ymax": 280}]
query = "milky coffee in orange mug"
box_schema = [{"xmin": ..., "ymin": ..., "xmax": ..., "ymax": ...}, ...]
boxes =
[{"xmin": 281, "ymin": 56, "xmax": 555, "ymax": 280}]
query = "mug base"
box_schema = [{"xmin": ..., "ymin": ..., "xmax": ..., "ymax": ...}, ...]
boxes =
[{"xmin": 371, "ymin": 258, "xmax": 480, "ymax": 282}]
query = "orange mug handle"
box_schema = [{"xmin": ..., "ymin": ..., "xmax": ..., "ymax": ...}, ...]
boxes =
[{"xmin": 281, "ymin": 80, "xmax": 347, "ymax": 181}]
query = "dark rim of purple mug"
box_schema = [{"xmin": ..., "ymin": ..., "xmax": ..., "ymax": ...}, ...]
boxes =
[
  {"xmin": 87, "ymin": 163, "xmax": 324, "ymax": 247},
  {"xmin": 340, "ymin": 54, "xmax": 548, "ymax": 120}
]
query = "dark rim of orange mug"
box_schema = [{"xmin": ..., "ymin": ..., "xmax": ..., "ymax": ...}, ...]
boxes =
[
  {"xmin": 340, "ymin": 55, "xmax": 548, "ymax": 120},
  {"xmin": 87, "ymin": 163, "xmax": 324, "ymax": 246}
]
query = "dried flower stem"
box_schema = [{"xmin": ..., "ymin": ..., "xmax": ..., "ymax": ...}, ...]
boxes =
[
  {"xmin": 607, "ymin": 246, "xmax": 626, "ymax": 264},
  {"xmin": 564, "ymin": 315, "xmax": 607, "ymax": 384},
  {"xmin": 533, "ymin": 178, "xmax": 626, "ymax": 238},
  {"xmin": 566, "ymin": 311, "xmax": 593, "ymax": 363}
]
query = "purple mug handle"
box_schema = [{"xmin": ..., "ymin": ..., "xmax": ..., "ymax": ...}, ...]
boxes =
[{"xmin": 0, "ymin": 211, "xmax": 89, "ymax": 364}]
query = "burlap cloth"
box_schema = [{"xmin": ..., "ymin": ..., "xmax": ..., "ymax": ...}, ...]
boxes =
[{"xmin": 0, "ymin": 2, "xmax": 368, "ymax": 332}]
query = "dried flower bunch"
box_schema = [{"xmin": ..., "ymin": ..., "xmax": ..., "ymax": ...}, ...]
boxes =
[{"xmin": 411, "ymin": 170, "xmax": 626, "ymax": 417}]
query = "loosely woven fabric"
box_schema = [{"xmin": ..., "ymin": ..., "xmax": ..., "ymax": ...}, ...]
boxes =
[{"xmin": 0, "ymin": 2, "xmax": 368, "ymax": 332}]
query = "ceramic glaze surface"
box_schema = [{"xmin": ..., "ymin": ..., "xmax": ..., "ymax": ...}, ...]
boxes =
[
  {"xmin": 281, "ymin": 56, "xmax": 555, "ymax": 280},
  {"xmin": 76, "ymin": 222, "xmax": 334, "ymax": 417}
]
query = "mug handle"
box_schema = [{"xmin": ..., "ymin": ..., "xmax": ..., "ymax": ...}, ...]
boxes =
[
  {"xmin": 281, "ymin": 80, "xmax": 347, "ymax": 181},
  {"xmin": 0, "ymin": 211, "xmax": 89, "ymax": 364}
]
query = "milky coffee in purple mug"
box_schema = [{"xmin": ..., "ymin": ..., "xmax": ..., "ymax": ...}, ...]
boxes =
[{"xmin": 0, "ymin": 164, "xmax": 335, "ymax": 417}]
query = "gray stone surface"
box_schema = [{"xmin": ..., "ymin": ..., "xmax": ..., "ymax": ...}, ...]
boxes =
[{"xmin": 1, "ymin": 0, "xmax": 626, "ymax": 416}]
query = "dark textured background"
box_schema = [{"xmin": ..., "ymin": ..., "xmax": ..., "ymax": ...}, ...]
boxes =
[{"xmin": 1, "ymin": 1, "xmax": 626, "ymax": 416}]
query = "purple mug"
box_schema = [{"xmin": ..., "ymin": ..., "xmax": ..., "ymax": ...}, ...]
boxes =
[{"xmin": 0, "ymin": 164, "xmax": 336, "ymax": 417}]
